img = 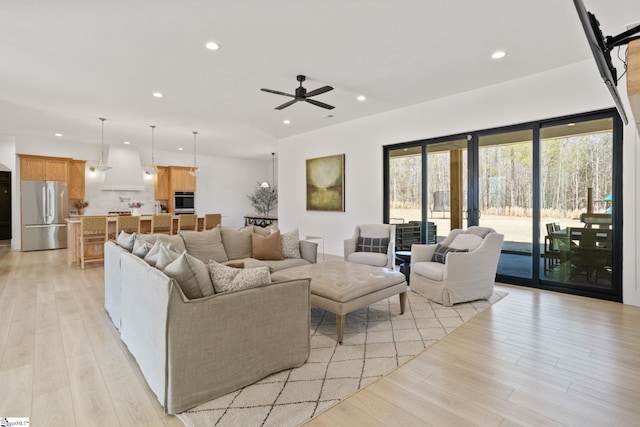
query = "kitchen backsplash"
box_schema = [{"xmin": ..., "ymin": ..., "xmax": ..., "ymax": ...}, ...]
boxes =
[{"xmin": 80, "ymin": 171, "xmax": 159, "ymax": 215}]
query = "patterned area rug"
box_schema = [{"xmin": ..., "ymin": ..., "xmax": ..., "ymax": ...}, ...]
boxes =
[{"xmin": 178, "ymin": 290, "xmax": 507, "ymax": 427}]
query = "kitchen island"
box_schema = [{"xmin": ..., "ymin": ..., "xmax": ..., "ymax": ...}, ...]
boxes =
[{"xmin": 65, "ymin": 215, "xmax": 206, "ymax": 265}]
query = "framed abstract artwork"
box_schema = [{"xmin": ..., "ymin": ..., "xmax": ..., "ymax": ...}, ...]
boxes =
[{"xmin": 306, "ymin": 154, "xmax": 345, "ymax": 211}]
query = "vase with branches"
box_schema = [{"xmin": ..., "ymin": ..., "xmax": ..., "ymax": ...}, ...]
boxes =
[{"xmin": 248, "ymin": 184, "xmax": 278, "ymax": 216}]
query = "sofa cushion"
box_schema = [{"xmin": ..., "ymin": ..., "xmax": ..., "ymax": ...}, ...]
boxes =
[
  {"xmin": 281, "ymin": 228, "xmax": 301, "ymax": 259},
  {"xmin": 449, "ymin": 234, "xmax": 483, "ymax": 251},
  {"xmin": 156, "ymin": 244, "xmax": 181, "ymax": 270},
  {"xmin": 164, "ymin": 252, "xmax": 215, "ymax": 299},
  {"xmin": 132, "ymin": 239, "xmax": 150, "ymax": 258},
  {"xmin": 359, "ymin": 224, "xmax": 390, "ymax": 238},
  {"xmin": 413, "ymin": 261, "xmax": 446, "ymax": 281},
  {"xmin": 208, "ymin": 261, "xmax": 271, "ymax": 293},
  {"xmin": 221, "ymin": 226, "xmax": 253, "ymax": 260},
  {"xmin": 135, "ymin": 233, "xmax": 186, "ymax": 253},
  {"xmin": 116, "ymin": 230, "xmax": 135, "ymax": 252},
  {"xmin": 180, "ymin": 227, "xmax": 228, "ymax": 264},
  {"xmin": 431, "ymin": 244, "xmax": 468, "ymax": 264},
  {"xmin": 356, "ymin": 236, "xmax": 389, "ymax": 254},
  {"xmin": 251, "ymin": 230, "xmax": 283, "ymax": 260},
  {"xmin": 347, "ymin": 251, "xmax": 388, "ymax": 267},
  {"xmin": 261, "ymin": 258, "xmax": 311, "ymax": 272},
  {"xmin": 465, "ymin": 226, "xmax": 495, "ymax": 239}
]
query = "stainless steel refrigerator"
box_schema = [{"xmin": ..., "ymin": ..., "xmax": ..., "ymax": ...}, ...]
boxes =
[{"xmin": 21, "ymin": 180, "xmax": 68, "ymax": 251}]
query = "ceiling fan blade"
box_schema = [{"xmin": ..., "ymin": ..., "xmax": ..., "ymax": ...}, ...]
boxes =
[
  {"xmin": 305, "ymin": 98, "xmax": 335, "ymax": 110},
  {"xmin": 261, "ymin": 88, "xmax": 295, "ymax": 98},
  {"xmin": 305, "ymin": 85, "xmax": 333, "ymax": 97},
  {"xmin": 275, "ymin": 99, "xmax": 298, "ymax": 110}
]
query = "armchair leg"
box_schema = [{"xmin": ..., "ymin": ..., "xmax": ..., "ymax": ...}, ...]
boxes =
[
  {"xmin": 336, "ymin": 314, "xmax": 346, "ymax": 345},
  {"xmin": 399, "ymin": 292, "xmax": 406, "ymax": 314}
]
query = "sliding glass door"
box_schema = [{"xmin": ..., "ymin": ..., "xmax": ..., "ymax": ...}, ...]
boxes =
[{"xmin": 383, "ymin": 109, "xmax": 622, "ymax": 301}]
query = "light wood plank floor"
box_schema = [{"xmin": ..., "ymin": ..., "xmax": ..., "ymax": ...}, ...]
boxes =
[{"xmin": 2, "ymin": 246, "xmax": 640, "ymax": 426}]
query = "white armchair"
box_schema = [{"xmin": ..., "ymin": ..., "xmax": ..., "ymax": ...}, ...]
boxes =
[
  {"xmin": 344, "ymin": 224, "xmax": 396, "ymax": 269},
  {"xmin": 410, "ymin": 226, "xmax": 504, "ymax": 306}
]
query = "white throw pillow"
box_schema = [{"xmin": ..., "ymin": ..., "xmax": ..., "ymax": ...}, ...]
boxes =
[
  {"xmin": 280, "ymin": 228, "xmax": 301, "ymax": 259},
  {"xmin": 449, "ymin": 233, "xmax": 483, "ymax": 251},
  {"xmin": 144, "ymin": 240, "xmax": 174, "ymax": 267},
  {"xmin": 116, "ymin": 230, "xmax": 135, "ymax": 252},
  {"xmin": 155, "ymin": 243, "xmax": 181, "ymax": 270},
  {"xmin": 164, "ymin": 251, "xmax": 215, "ymax": 299},
  {"xmin": 132, "ymin": 239, "xmax": 150, "ymax": 258},
  {"xmin": 208, "ymin": 261, "xmax": 271, "ymax": 293}
]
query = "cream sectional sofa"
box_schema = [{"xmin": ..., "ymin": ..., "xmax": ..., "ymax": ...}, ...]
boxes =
[{"xmin": 103, "ymin": 225, "xmax": 317, "ymax": 414}]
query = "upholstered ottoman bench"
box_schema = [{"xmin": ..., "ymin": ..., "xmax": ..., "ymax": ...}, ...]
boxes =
[{"xmin": 271, "ymin": 261, "xmax": 408, "ymax": 343}]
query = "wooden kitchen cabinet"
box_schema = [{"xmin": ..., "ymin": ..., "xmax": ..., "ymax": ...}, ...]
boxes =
[
  {"xmin": 19, "ymin": 155, "xmax": 69, "ymax": 181},
  {"xmin": 154, "ymin": 166, "xmax": 170, "ymax": 200},
  {"xmin": 169, "ymin": 167, "xmax": 196, "ymax": 192},
  {"xmin": 68, "ymin": 160, "xmax": 86, "ymax": 199}
]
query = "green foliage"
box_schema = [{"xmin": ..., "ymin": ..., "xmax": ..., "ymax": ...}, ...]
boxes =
[{"xmin": 248, "ymin": 185, "xmax": 278, "ymax": 216}]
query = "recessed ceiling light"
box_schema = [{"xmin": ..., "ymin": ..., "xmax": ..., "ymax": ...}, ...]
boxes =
[
  {"xmin": 491, "ymin": 51, "xmax": 506, "ymax": 59},
  {"xmin": 178, "ymin": 147, "xmax": 184, "ymax": 151},
  {"xmin": 283, "ymin": 120, "xmax": 291, "ymax": 124},
  {"xmin": 123, "ymin": 141, "xmax": 131, "ymax": 145},
  {"xmin": 153, "ymin": 92, "xmax": 163, "ymax": 98},
  {"xmin": 357, "ymin": 95, "xmax": 366, "ymax": 101},
  {"xmin": 205, "ymin": 41, "xmax": 221, "ymax": 50},
  {"xmin": 54, "ymin": 133, "xmax": 62, "ymax": 137}
]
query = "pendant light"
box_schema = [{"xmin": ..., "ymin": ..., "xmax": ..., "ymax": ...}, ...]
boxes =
[
  {"xmin": 96, "ymin": 117, "xmax": 113, "ymax": 172},
  {"xmin": 260, "ymin": 152, "xmax": 276, "ymax": 188},
  {"xmin": 188, "ymin": 131, "xmax": 199, "ymax": 176},
  {"xmin": 145, "ymin": 125, "xmax": 159, "ymax": 175}
]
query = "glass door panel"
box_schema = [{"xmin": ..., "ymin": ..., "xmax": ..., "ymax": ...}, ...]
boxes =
[
  {"xmin": 388, "ymin": 146, "xmax": 423, "ymax": 251},
  {"xmin": 426, "ymin": 139, "xmax": 468, "ymax": 242},
  {"xmin": 478, "ymin": 130, "xmax": 533, "ymax": 279},
  {"xmin": 540, "ymin": 118, "xmax": 613, "ymax": 291}
]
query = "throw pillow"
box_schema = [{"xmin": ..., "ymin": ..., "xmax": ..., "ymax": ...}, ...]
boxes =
[
  {"xmin": 143, "ymin": 240, "xmax": 173, "ymax": 267},
  {"xmin": 209, "ymin": 261, "xmax": 271, "ymax": 293},
  {"xmin": 132, "ymin": 239, "xmax": 150, "ymax": 258},
  {"xmin": 180, "ymin": 227, "xmax": 228, "ymax": 264},
  {"xmin": 116, "ymin": 230, "xmax": 135, "ymax": 252},
  {"xmin": 251, "ymin": 230, "xmax": 283, "ymax": 260},
  {"xmin": 356, "ymin": 236, "xmax": 389, "ymax": 254},
  {"xmin": 225, "ymin": 261, "xmax": 245, "ymax": 268},
  {"xmin": 252, "ymin": 226, "xmax": 271, "ymax": 236},
  {"xmin": 155, "ymin": 243, "xmax": 181, "ymax": 270},
  {"xmin": 449, "ymin": 234, "xmax": 483, "ymax": 251},
  {"xmin": 280, "ymin": 228, "xmax": 301, "ymax": 259},
  {"xmin": 164, "ymin": 251, "xmax": 215, "ymax": 299},
  {"xmin": 220, "ymin": 226, "xmax": 253, "ymax": 260},
  {"xmin": 431, "ymin": 244, "xmax": 468, "ymax": 264}
]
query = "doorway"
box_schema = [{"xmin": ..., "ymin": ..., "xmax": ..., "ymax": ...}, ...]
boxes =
[
  {"xmin": 0, "ymin": 171, "xmax": 11, "ymax": 240},
  {"xmin": 384, "ymin": 109, "xmax": 622, "ymax": 301}
]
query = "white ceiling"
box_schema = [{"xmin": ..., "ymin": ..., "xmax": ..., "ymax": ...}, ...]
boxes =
[{"xmin": 1, "ymin": 0, "xmax": 638, "ymax": 160}]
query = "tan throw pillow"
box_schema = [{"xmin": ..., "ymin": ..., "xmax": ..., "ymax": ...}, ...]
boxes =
[
  {"xmin": 225, "ymin": 261, "xmax": 245, "ymax": 269},
  {"xmin": 156, "ymin": 243, "xmax": 181, "ymax": 270},
  {"xmin": 116, "ymin": 230, "xmax": 135, "ymax": 252},
  {"xmin": 252, "ymin": 230, "xmax": 283, "ymax": 260},
  {"xmin": 144, "ymin": 240, "xmax": 172, "ymax": 267},
  {"xmin": 180, "ymin": 226, "xmax": 228, "ymax": 264},
  {"xmin": 280, "ymin": 228, "xmax": 301, "ymax": 259},
  {"xmin": 252, "ymin": 226, "xmax": 270, "ymax": 236},
  {"xmin": 164, "ymin": 251, "xmax": 215, "ymax": 299},
  {"xmin": 220, "ymin": 226, "xmax": 253, "ymax": 260},
  {"xmin": 209, "ymin": 261, "xmax": 271, "ymax": 293}
]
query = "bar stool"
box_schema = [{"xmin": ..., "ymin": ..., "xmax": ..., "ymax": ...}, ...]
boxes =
[
  {"xmin": 116, "ymin": 215, "xmax": 141, "ymax": 236},
  {"xmin": 151, "ymin": 213, "xmax": 173, "ymax": 235},
  {"xmin": 177, "ymin": 214, "xmax": 198, "ymax": 232},
  {"xmin": 202, "ymin": 213, "xmax": 222, "ymax": 230},
  {"xmin": 77, "ymin": 216, "xmax": 108, "ymax": 269}
]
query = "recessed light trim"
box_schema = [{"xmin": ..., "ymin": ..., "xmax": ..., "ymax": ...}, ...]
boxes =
[
  {"xmin": 357, "ymin": 95, "xmax": 366, "ymax": 101},
  {"xmin": 153, "ymin": 92, "xmax": 163, "ymax": 98},
  {"xmin": 54, "ymin": 133, "xmax": 63, "ymax": 137},
  {"xmin": 205, "ymin": 41, "xmax": 221, "ymax": 50},
  {"xmin": 123, "ymin": 141, "xmax": 131, "ymax": 145},
  {"xmin": 178, "ymin": 147, "xmax": 184, "ymax": 151},
  {"xmin": 283, "ymin": 120, "xmax": 291, "ymax": 125},
  {"xmin": 491, "ymin": 50, "xmax": 506, "ymax": 59}
]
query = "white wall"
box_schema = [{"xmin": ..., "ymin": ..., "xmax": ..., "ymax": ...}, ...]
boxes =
[
  {"xmin": 11, "ymin": 137, "xmax": 271, "ymax": 248},
  {"xmin": 278, "ymin": 60, "xmax": 640, "ymax": 307}
]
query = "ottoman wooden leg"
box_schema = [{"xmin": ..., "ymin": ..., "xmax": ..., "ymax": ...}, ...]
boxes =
[
  {"xmin": 336, "ymin": 314, "xmax": 346, "ymax": 344},
  {"xmin": 399, "ymin": 292, "xmax": 407, "ymax": 314}
]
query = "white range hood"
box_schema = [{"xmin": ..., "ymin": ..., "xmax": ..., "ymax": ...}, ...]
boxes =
[{"xmin": 101, "ymin": 144, "xmax": 145, "ymax": 191}]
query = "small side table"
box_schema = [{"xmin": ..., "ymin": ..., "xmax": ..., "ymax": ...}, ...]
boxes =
[{"xmin": 395, "ymin": 250, "xmax": 412, "ymax": 284}]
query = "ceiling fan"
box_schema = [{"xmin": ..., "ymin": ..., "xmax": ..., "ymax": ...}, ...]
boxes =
[{"xmin": 261, "ymin": 75, "xmax": 334, "ymax": 110}]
